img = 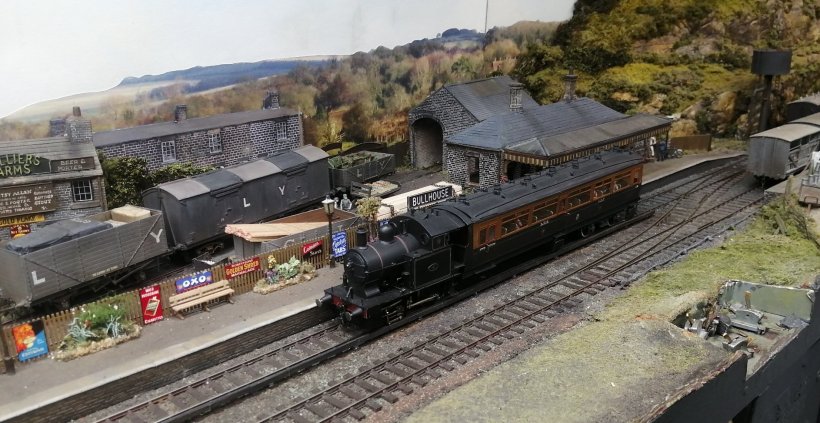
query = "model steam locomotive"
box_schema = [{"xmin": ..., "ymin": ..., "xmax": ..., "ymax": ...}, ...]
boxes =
[{"xmin": 317, "ymin": 149, "xmax": 644, "ymax": 326}]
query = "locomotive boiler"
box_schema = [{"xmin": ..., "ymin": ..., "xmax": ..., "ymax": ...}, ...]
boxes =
[{"xmin": 318, "ymin": 149, "xmax": 645, "ymax": 326}]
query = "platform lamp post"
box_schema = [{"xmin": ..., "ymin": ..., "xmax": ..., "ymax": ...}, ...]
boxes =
[{"xmin": 322, "ymin": 196, "xmax": 335, "ymax": 268}]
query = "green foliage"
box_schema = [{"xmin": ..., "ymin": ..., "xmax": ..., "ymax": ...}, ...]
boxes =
[
  {"xmin": 342, "ymin": 102, "xmax": 371, "ymax": 143},
  {"xmin": 277, "ymin": 256, "xmax": 302, "ymax": 280},
  {"xmin": 99, "ymin": 152, "xmax": 152, "ymax": 208},
  {"xmin": 100, "ymin": 152, "xmax": 213, "ymax": 208},
  {"xmin": 61, "ymin": 298, "xmax": 135, "ymax": 350},
  {"xmin": 150, "ymin": 162, "xmax": 214, "ymax": 186}
]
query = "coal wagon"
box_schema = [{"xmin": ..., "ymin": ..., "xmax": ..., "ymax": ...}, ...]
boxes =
[
  {"xmin": 142, "ymin": 145, "xmax": 330, "ymax": 253},
  {"xmin": 0, "ymin": 206, "xmax": 169, "ymax": 307},
  {"xmin": 329, "ymin": 151, "xmax": 396, "ymax": 194}
]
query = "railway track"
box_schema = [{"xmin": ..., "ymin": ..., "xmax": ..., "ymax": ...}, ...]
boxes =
[{"xmin": 85, "ymin": 158, "xmax": 761, "ymax": 423}]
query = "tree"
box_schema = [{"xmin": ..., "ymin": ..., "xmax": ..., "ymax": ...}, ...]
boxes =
[
  {"xmin": 342, "ymin": 102, "xmax": 371, "ymax": 143},
  {"xmin": 150, "ymin": 162, "xmax": 214, "ymax": 186},
  {"xmin": 99, "ymin": 153, "xmax": 152, "ymax": 208}
]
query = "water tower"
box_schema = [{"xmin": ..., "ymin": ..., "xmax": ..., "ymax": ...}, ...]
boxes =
[{"xmin": 750, "ymin": 49, "xmax": 792, "ymax": 132}]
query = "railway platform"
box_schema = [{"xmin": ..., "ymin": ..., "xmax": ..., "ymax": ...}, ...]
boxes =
[{"xmin": 0, "ymin": 149, "xmax": 747, "ymax": 422}]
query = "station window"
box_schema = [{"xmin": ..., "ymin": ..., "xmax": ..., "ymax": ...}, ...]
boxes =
[
  {"xmin": 71, "ymin": 180, "xmax": 93, "ymax": 202},
  {"xmin": 161, "ymin": 140, "xmax": 177, "ymax": 163},
  {"xmin": 208, "ymin": 133, "xmax": 222, "ymax": 154}
]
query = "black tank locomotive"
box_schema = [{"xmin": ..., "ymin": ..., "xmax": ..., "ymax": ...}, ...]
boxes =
[{"xmin": 318, "ymin": 149, "xmax": 645, "ymax": 325}]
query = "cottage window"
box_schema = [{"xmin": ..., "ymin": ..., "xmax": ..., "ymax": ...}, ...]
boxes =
[
  {"xmin": 71, "ymin": 180, "xmax": 93, "ymax": 202},
  {"xmin": 276, "ymin": 122, "xmax": 288, "ymax": 140},
  {"xmin": 208, "ymin": 133, "xmax": 222, "ymax": 154},
  {"xmin": 468, "ymin": 156, "xmax": 480, "ymax": 185},
  {"xmin": 161, "ymin": 140, "xmax": 177, "ymax": 163}
]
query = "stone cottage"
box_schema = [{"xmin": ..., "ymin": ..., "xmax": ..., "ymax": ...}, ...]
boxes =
[
  {"xmin": 0, "ymin": 107, "xmax": 105, "ymax": 240},
  {"xmin": 93, "ymin": 92, "xmax": 303, "ymax": 171}
]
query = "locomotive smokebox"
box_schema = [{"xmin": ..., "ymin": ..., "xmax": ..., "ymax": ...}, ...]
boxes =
[
  {"xmin": 751, "ymin": 49, "xmax": 792, "ymax": 75},
  {"xmin": 356, "ymin": 227, "xmax": 368, "ymax": 249}
]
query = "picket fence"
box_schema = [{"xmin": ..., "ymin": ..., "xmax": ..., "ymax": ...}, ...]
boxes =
[{"xmin": 1, "ymin": 225, "xmax": 364, "ymax": 368}]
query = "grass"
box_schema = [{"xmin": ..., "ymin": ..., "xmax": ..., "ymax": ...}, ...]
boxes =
[{"xmin": 602, "ymin": 196, "xmax": 820, "ymax": 323}]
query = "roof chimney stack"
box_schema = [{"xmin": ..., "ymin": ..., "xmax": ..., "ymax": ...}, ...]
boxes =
[
  {"xmin": 49, "ymin": 118, "xmax": 66, "ymax": 137},
  {"xmin": 262, "ymin": 90, "xmax": 280, "ymax": 109},
  {"xmin": 562, "ymin": 70, "xmax": 578, "ymax": 103},
  {"xmin": 66, "ymin": 106, "xmax": 92, "ymax": 143},
  {"xmin": 174, "ymin": 105, "xmax": 188, "ymax": 122},
  {"xmin": 509, "ymin": 82, "xmax": 524, "ymax": 113}
]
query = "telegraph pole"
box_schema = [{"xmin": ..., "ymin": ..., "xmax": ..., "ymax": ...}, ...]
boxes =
[{"xmin": 484, "ymin": 0, "xmax": 489, "ymax": 34}]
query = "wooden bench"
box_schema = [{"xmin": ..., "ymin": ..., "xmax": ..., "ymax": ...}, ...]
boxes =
[{"xmin": 169, "ymin": 279, "xmax": 235, "ymax": 319}]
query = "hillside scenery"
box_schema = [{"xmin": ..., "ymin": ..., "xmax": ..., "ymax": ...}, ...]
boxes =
[{"xmin": 2, "ymin": 0, "xmax": 819, "ymax": 147}]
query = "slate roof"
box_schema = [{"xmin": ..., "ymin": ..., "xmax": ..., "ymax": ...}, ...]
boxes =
[
  {"xmin": 443, "ymin": 76, "xmax": 540, "ymax": 121},
  {"xmin": 93, "ymin": 107, "xmax": 299, "ymax": 147},
  {"xmin": 0, "ymin": 137, "xmax": 102, "ymax": 186},
  {"xmin": 508, "ymin": 114, "xmax": 672, "ymax": 156},
  {"xmin": 447, "ymin": 98, "xmax": 626, "ymax": 152}
]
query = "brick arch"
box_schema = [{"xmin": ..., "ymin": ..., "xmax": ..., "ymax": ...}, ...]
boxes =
[{"xmin": 410, "ymin": 116, "xmax": 444, "ymax": 169}]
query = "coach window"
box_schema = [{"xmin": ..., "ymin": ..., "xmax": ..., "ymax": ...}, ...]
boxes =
[
  {"xmin": 533, "ymin": 201, "xmax": 557, "ymax": 221},
  {"xmin": 566, "ymin": 188, "xmax": 591, "ymax": 210},
  {"xmin": 71, "ymin": 179, "xmax": 94, "ymax": 202},
  {"xmin": 613, "ymin": 173, "xmax": 631, "ymax": 191},
  {"xmin": 594, "ymin": 180, "xmax": 611, "ymax": 198}
]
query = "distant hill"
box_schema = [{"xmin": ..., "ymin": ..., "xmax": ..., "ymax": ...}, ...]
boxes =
[
  {"xmin": 118, "ymin": 57, "xmax": 338, "ymax": 95},
  {"xmin": 4, "ymin": 56, "xmax": 337, "ymax": 122}
]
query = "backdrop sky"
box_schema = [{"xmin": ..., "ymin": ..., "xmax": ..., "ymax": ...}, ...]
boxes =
[{"xmin": 0, "ymin": 0, "xmax": 575, "ymax": 118}]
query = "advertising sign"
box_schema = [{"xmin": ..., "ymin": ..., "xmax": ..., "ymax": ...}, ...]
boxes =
[
  {"xmin": 407, "ymin": 185, "xmax": 454, "ymax": 210},
  {"xmin": 332, "ymin": 231, "xmax": 348, "ymax": 258},
  {"xmin": 224, "ymin": 257, "xmax": 261, "ymax": 279},
  {"xmin": 301, "ymin": 239, "xmax": 324, "ymax": 260},
  {"xmin": 0, "ymin": 155, "xmax": 96, "ymax": 179},
  {"xmin": 0, "ymin": 183, "xmax": 56, "ymax": 218},
  {"xmin": 174, "ymin": 270, "xmax": 214, "ymax": 293},
  {"xmin": 9, "ymin": 224, "xmax": 31, "ymax": 237},
  {"xmin": 0, "ymin": 213, "xmax": 45, "ymax": 227},
  {"xmin": 12, "ymin": 320, "xmax": 48, "ymax": 362},
  {"xmin": 139, "ymin": 285, "xmax": 164, "ymax": 325}
]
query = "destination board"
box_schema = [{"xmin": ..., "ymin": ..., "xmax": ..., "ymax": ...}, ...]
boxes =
[{"xmin": 0, "ymin": 183, "xmax": 56, "ymax": 218}]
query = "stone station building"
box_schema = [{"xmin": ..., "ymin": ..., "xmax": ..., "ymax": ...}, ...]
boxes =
[
  {"xmin": 0, "ymin": 108, "xmax": 105, "ymax": 240},
  {"xmin": 410, "ymin": 75, "xmax": 672, "ymax": 188},
  {"xmin": 93, "ymin": 92, "xmax": 303, "ymax": 171}
]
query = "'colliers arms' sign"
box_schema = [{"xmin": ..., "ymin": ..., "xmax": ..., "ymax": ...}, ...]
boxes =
[{"xmin": 0, "ymin": 154, "xmax": 95, "ymax": 178}]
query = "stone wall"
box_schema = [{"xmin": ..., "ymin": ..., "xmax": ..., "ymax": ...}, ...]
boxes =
[
  {"xmin": 98, "ymin": 115, "xmax": 303, "ymax": 171},
  {"xmin": 444, "ymin": 144, "xmax": 501, "ymax": 188},
  {"xmin": 0, "ymin": 177, "xmax": 105, "ymax": 240},
  {"xmin": 409, "ymin": 89, "xmax": 479, "ymax": 168}
]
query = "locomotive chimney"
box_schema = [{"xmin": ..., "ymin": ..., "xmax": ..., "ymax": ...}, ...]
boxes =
[{"xmin": 356, "ymin": 227, "xmax": 368, "ymax": 249}]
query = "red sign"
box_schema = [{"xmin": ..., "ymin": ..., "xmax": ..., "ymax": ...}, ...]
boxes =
[
  {"xmin": 139, "ymin": 285, "xmax": 164, "ymax": 325},
  {"xmin": 224, "ymin": 257, "xmax": 261, "ymax": 279},
  {"xmin": 302, "ymin": 240, "xmax": 324, "ymax": 259},
  {"xmin": 9, "ymin": 224, "xmax": 31, "ymax": 237}
]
